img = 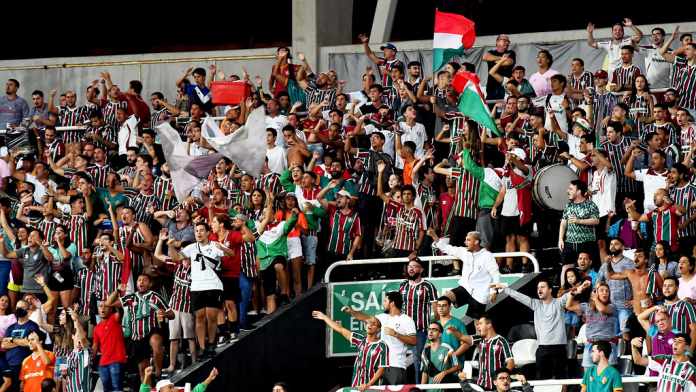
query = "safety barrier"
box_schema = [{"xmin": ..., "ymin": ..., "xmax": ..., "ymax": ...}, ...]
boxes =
[
  {"xmin": 324, "ymin": 252, "xmax": 539, "ymax": 283},
  {"xmin": 335, "ymin": 376, "xmax": 658, "ymax": 391}
]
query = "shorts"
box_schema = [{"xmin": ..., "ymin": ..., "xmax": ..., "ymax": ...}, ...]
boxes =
[
  {"xmin": 222, "ymin": 277, "xmax": 241, "ymax": 302},
  {"xmin": 499, "ymin": 216, "xmax": 531, "ymax": 236},
  {"xmin": 261, "ymin": 257, "xmax": 286, "ymax": 295},
  {"xmin": 301, "ymin": 235, "xmax": 318, "ymax": 266},
  {"xmin": 168, "ymin": 311, "xmax": 195, "ymax": 340},
  {"xmin": 287, "ymin": 237, "xmax": 303, "ymax": 260},
  {"xmin": 596, "ymin": 215, "xmax": 609, "ymax": 241},
  {"xmin": 191, "ymin": 290, "xmax": 223, "ymax": 312},
  {"xmin": 128, "ymin": 329, "xmax": 165, "ymax": 363},
  {"xmin": 47, "ymin": 269, "xmax": 74, "ymax": 292}
]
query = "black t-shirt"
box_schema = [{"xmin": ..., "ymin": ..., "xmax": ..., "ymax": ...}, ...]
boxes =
[{"xmin": 485, "ymin": 49, "xmax": 516, "ymax": 100}]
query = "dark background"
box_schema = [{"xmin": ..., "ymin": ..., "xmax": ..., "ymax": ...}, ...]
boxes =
[{"xmin": 2, "ymin": 1, "xmax": 687, "ymax": 60}]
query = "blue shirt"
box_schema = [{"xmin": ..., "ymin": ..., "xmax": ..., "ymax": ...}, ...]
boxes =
[
  {"xmin": 4, "ymin": 320, "xmax": 40, "ymax": 366},
  {"xmin": 0, "ymin": 96, "xmax": 30, "ymax": 127}
]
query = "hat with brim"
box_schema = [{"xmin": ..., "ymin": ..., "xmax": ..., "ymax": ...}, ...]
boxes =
[
  {"xmin": 380, "ymin": 43, "xmax": 397, "ymax": 51},
  {"xmin": 156, "ymin": 380, "xmax": 174, "ymax": 392}
]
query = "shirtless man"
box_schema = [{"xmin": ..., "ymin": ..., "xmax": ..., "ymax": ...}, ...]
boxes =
[
  {"xmin": 282, "ymin": 126, "xmax": 310, "ymax": 167},
  {"xmin": 604, "ymin": 248, "xmax": 661, "ymax": 330}
]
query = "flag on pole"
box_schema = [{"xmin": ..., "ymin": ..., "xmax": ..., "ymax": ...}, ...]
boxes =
[
  {"xmin": 432, "ymin": 8, "xmax": 476, "ymax": 72},
  {"xmin": 452, "ymin": 70, "xmax": 501, "ymax": 136}
]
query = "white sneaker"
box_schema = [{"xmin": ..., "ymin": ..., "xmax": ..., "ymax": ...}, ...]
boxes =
[
  {"xmin": 247, "ymin": 310, "xmax": 258, "ymax": 316},
  {"xmin": 230, "ymin": 333, "xmax": 238, "ymax": 341}
]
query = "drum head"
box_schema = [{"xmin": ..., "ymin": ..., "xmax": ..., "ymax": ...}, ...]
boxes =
[{"xmin": 533, "ymin": 164, "xmax": 579, "ymax": 211}]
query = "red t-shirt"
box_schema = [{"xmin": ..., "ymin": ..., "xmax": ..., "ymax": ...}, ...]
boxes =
[
  {"xmin": 93, "ymin": 313, "xmax": 127, "ymax": 366},
  {"xmin": 209, "ymin": 231, "xmax": 243, "ymax": 278},
  {"xmin": 439, "ymin": 193, "xmax": 454, "ymax": 230},
  {"xmin": 197, "ymin": 206, "xmax": 228, "ymax": 220}
]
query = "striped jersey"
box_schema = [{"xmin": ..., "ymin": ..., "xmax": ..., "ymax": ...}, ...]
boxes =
[
  {"xmin": 128, "ymin": 191, "xmax": 160, "ymax": 225},
  {"xmin": 256, "ymin": 173, "xmax": 282, "ymax": 198},
  {"xmin": 120, "ymin": 290, "xmax": 168, "ymax": 341},
  {"xmin": 448, "ymin": 116, "xmax": 468, "ymax": 159},
  {"xmin": 101, "ymin": 99, "xmax": 127, "ymax": 131},
  {"xmin": 239, "ymin": 225, "xmax": 259, "ymax": 278},
  {"xmin": 663, "ymin": 300, "xmax": 696, "ymax": 334},
  {"xmin": 86, "ymin": 125, "xmax": 117, "ymax": 152},
  {"xmin": 474, "ymin": 334, "xmax": 513, "ymax": 390},
  {"xmin": 87, "ymin": 164, "xmax": 113, "ymax": 188},
  {"xmin": 601, "ymin": 136, "xmax": 639, "ymax": 193},
  {"xmin": 304, "ymin": 85, "xmax": 337, "ymax": 108},
  {"xmin": 64, "ymin": 213, "xmax": 89, "ymax": 257},
  {"xmin": 591, "ymin": 91, "xmax": 619, "ymax": 134},
  {"xmin": 670, "ymin": 184, "xmax": 696, "ymax": 239},
  {"xmin": 647, "ymin": 205, "xmax": 680, "ymax": 252},
  {"xmin": 95, "ymin": 251, "xmax": 123, "ymax": 301},
  {"xmin": 74, "ymin": 267, "xmax": 99, "ymax": 316},
  {"xmin": 326, "ymin": 205, "xmax": 362, "ymax": 256},
  {"xmin": 450, "ymin": 166, "xmax": 480, "ymax": 220},
  {"xmin": 398, "ymin": 279, "xmax": 437, "ymax": 331},
  {"xmin": 118, "ymin": 224, "xmax": 146, "ymax": 285},
  {"xmin": 643, "ymin": 122, "xmax": 679, "ymax": 146},
  {"xmin": 627, "ymin": 95, "xmax": 653, "ymax": 140},
  {"xmin": 350, "ymin": 332, "xmax": 389, "ymax": 388},
  {"xmin": 169, "ymin": 263, "xmax": 192, "ymax": 313},
  {"xmin": 612, "ymin": 65, "xmax": 641, "ymax": 92},
  {"xmin": 63, "ymin": 348, "xmax": 91, "ymax": 392},
  {"xmin": 647, "ymin": 355, "xmax": 696, "ymax": 392},
  {"xmin": 58, "ymin": 105, "xmax": 89, "ymax": 143},
  {"xmin": 392, "ymin": 202, "xmax": 426, "ymax": 252},
  {"xmin": 44, "ymin": 139, "xmax": 65, "ymax": 163},
  {"xmin": 150, "ymin": 108, "xmax": 171, "ymax": 130},
  {"xmin": 377, "ymin": 199, "xmax": 400, "ymax": 246},
  {"xmin": 672, "ymin": 56, "xmax": 688, "ymax": 90},
  {"xmin": 37, "ymin": 219, "xmax": 58, "ymax": 247},
  {"xmin": 675, "ymin": 63, "xmax": 696, "ymax": 110},
  {"xmin": 568, "ymin": 71, "xmax": 594, "ymax": 104},
  {"xmin": 681, "ymin": 124, "xmax": 696, "ymax": 147},
  {"xmin": 154, "ymin": 176, "xmax": 177, "ymax": 211},
  {"xmin": 416, "ymin": 182, "xmax": 439, "ymax": 230}
]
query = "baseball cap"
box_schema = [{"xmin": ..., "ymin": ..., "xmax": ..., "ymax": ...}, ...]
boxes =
[
  {"xmin": 593, "ymin": 70, "xmax": 608, "ymax": 79},
  {"xmin": 510, "ymin": 147, "xmax": 527, "ymax": 161},
  {"xmin": 573, "ymin": 118, "xmax": 592, "ymax": 133},
  {"xmin": 337, "ymin": 189, "xmax": 352, "ymax": 198},
  {"xmin": 233, "ymin": 213, "xmax": 248, "ymax": 222},
  {"xmin": 0, "ymin": 147, "xmax": 7, "ymax": 158},
  {"xmin": 380, "ymin": 43, "xmax": 398, "ymax": 52},
  {"xmin": 156, "ymin": 380, "xmax": 174, "ymax": 391}
]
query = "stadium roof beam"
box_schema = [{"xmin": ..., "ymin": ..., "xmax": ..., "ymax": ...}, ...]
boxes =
[
  {"xmin": 292, "ymin": 0, "xmax": 354, "ymax": 71},
  {"xmin": 370, "ymin": 0, "xmax": 399, "ymax": 43}
]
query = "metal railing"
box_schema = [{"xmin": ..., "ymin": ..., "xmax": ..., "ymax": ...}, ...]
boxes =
[
  {"xmin": 324, "ymin": 252, "xmax": 539, "ymax": 283},
  {"xmin": 336, "ymin": 376, "xmax": 658, "ymax": 391}
]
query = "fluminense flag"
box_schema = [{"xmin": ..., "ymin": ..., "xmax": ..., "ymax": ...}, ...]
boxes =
[
  {"xmin": 432, "ymin": 8, "xmax": 476, "ymax": 72},
  {"xmin": 452, "ymin": 70, "xmax": 500, "ymax": 136},
  {"xmin": 202, "ymin": 106, "xmax": 267, "ymax": 178},
  {"xmin": 156, "ymin": 121, "xmax": 222, "ymax": 203}
]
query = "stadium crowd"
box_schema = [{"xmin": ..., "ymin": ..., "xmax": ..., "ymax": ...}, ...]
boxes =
[{"xmin": 0, "ymin": 16, "xmax": 693, "ymax": 392}]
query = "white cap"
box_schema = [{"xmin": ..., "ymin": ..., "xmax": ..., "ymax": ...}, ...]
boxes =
[
  {"xmin": 156, "ymin": 380, "xmax": 175, "ymax": 391},
  {"xmin": 0, "ymin": 147, "xmax": 7, "ymax": 158},
  {"xmin": 510, "ymin": 147, "xmax": 526, "ymax": 161}
]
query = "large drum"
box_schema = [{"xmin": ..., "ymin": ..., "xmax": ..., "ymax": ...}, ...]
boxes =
[{"xmin": 532, "ymin": 164, "xmax": 578, "ymax": 211}]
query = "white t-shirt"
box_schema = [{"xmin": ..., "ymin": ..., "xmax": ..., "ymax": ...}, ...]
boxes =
[
  {"xmin": 182, "ymin": 242, "xmax": 225, "ymax": 292},
  {"xmin": 24, "ymin": 174, "xmax": 56, "ymax": 203},
  {"xmin": 590, "ymin": 167, "xmax": 617, "ymax": 217},
  {"xmin": 374, "ymin": 313, "xmax": 416, "ymax": 369},
  {"xmin": 266, "ymin": 146, "xmax": 287, "ymax": 174},
  {"xmin": 189, "ymin": 142, "xmax": 212, "ymax": 157},
  {"xmin": 643, "ymin": 46, "xmax": 673, "ymax": 89},
  {"xmin": 634, "ymin": 168, "xmax": 668, "ymax": 212},
  {"xmin": 395, "ymin": 122, "xmax": 426, "ymax": 169},
  {"xmin": 544, "ymin": 94, "xmax": 569, "ymax": 135},
  {"xmin": 266, "ymin": 115, "xmax": 289, "ymax": 147},
  {"xmin": 501, "ymin": 176, "xmax": 520, "ymax": 217},
  {"xmin": 597, "ymin": 38, "xmax": 634, "ymax": 76}
]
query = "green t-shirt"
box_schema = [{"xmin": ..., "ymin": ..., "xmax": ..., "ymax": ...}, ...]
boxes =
[
  {"xmin": 582, "ymin": 365, "xmax": 623, "ymax": 392},
  {"xmin": 421, "ymin": 343, "xmax": 458, "ymax": 390},
  {"xmin": 96, "ymin": 188, "xmax": 130, "ymax": 213},
  {"xmin": 440, "ymin": 317, "xmax": 466, "ymax": 360}
]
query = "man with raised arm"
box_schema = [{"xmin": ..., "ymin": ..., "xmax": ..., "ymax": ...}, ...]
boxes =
[{"xmin": 312, "ymin": 310, "xmax": 388, "ymax": 391}]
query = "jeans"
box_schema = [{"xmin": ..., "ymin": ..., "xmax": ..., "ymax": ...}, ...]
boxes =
[
  {"xmin": 0, "ymin": 261, "xmax": 10, "ymax": 296},
  {"xmin": 411, "ymin": 330, "xmax": 428, "ymax": 382},
  {"xmin": 239, "ymin": 273, "xmax": 253, "ymax": 329},
  {"xmin": 617, "ymin": 307, "xmax": 633, "ymax": 334},
  {"xmin": 99, "ymin": 363, "xmax": 123, "ymax": 392}
]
